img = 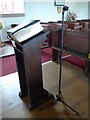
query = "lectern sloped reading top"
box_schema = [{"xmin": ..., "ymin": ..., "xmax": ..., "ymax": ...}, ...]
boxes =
[{"xmin": 7, "ymin": 20, "xmax": 54, "ymax": 110}]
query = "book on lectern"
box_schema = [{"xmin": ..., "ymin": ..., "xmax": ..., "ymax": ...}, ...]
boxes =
[{"xmin": 7, "ymin": 20, "xmax": 44, "ymax": 43}]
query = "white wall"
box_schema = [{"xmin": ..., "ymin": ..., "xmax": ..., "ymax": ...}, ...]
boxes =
[
  {"xmin": 66, "ymin": 2, "xmax": 88, "ymax": 20},
  {"xmin": 88, "ymin": 1, "xmax": 90, "ymax": 18},
  {"xmin": 0, "ymin": 1, "xmax": 89, "ymax": 41}
]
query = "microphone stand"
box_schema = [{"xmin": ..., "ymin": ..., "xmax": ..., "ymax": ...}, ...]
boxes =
[{"xmin": 56, "ymin": 6, "xmax": 80, "ymax": 117}]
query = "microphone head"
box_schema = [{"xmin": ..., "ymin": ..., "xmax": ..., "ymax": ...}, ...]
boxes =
[{"xmin": 63, "ymin": 6, "xmax": 69, "ymax": 11}]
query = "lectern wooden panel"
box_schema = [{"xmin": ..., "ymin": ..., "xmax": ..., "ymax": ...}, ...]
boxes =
[{"xmin": 7, "ymin": 20, "xmax": 54, "ymax": 110}]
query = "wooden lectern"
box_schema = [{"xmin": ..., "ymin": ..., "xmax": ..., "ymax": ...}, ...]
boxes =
[{"xmin": 7, "ymin": 20, "xmax": 54, "ymax": 110}]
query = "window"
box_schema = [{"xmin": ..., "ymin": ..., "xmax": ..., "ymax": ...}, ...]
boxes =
[
  {"xmin": 0, "ymin": 0, "xmax": 25, "ymax": 14},
  {"xmin": 54, "ymin": 0, "xmax": 65, "ymax": 6}
]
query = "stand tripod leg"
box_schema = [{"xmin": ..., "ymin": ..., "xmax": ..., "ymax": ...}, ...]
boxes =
[
  {"xmin": 56, "ymin": 93, "xmax": 81, "ymax": 117},
  {"xmin": 61, "ymin": 100, "xmax": 80, "ymax": 116}
]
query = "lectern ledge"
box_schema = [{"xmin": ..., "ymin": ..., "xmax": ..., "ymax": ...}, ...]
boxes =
[{"xmin": 7, "ymin": 20, "xmax": 54, "ymax": 110}]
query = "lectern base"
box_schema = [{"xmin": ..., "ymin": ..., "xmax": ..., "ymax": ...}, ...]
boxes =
[
  {"xmin": 19, "ymin": 89, "xmax": 55, "ymax": 111},
  {"xmin": 28, "ymin": 92, "xmax": 54, "ymax": 111}
]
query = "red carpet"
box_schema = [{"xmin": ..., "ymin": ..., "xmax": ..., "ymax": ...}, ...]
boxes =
[
  {"xmin": 41, "ymin": 47, "xmax": 52, "ymax": 62},
  {"xmin": 64, "ymin": 55, "xmax": 86, "ymax": 70},
  {"xmin": 0, "ymin": 55, "xmax": 17, "ymax": 76},
  {"xmin": 0, "ymin": 47, "xmax": 52, "ymax": 76},
  {"xmin": 0, "ymin": 47, "xmax": 86, "ymax": 77}
]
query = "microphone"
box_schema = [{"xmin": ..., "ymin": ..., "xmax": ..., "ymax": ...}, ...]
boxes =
[{"xmin": 63, "ymin": 6, "xmax": 69, "ymax": 12}]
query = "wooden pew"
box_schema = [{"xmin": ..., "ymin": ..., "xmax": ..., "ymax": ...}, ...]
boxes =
[
  {"xmin": 77, "ymin": 19, "xmax": 90, "ymax": 29},
  {"xmin": 52, "ymin": 28, "xmax": 90, "ymax": 75},
  {"xmin": 41, "ymin": 21, "xmax": 68, "ymax": 47}
]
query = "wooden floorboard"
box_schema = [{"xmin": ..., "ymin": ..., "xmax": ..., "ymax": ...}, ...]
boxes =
[{"xmin": 0, "ymin": 61, "xmax": 89, "ymax": 118}]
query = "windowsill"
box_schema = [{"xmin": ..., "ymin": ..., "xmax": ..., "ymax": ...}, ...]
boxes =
[{"xmin": 0, "ymin": 13, "xmax": 25, "ymax": 17}]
